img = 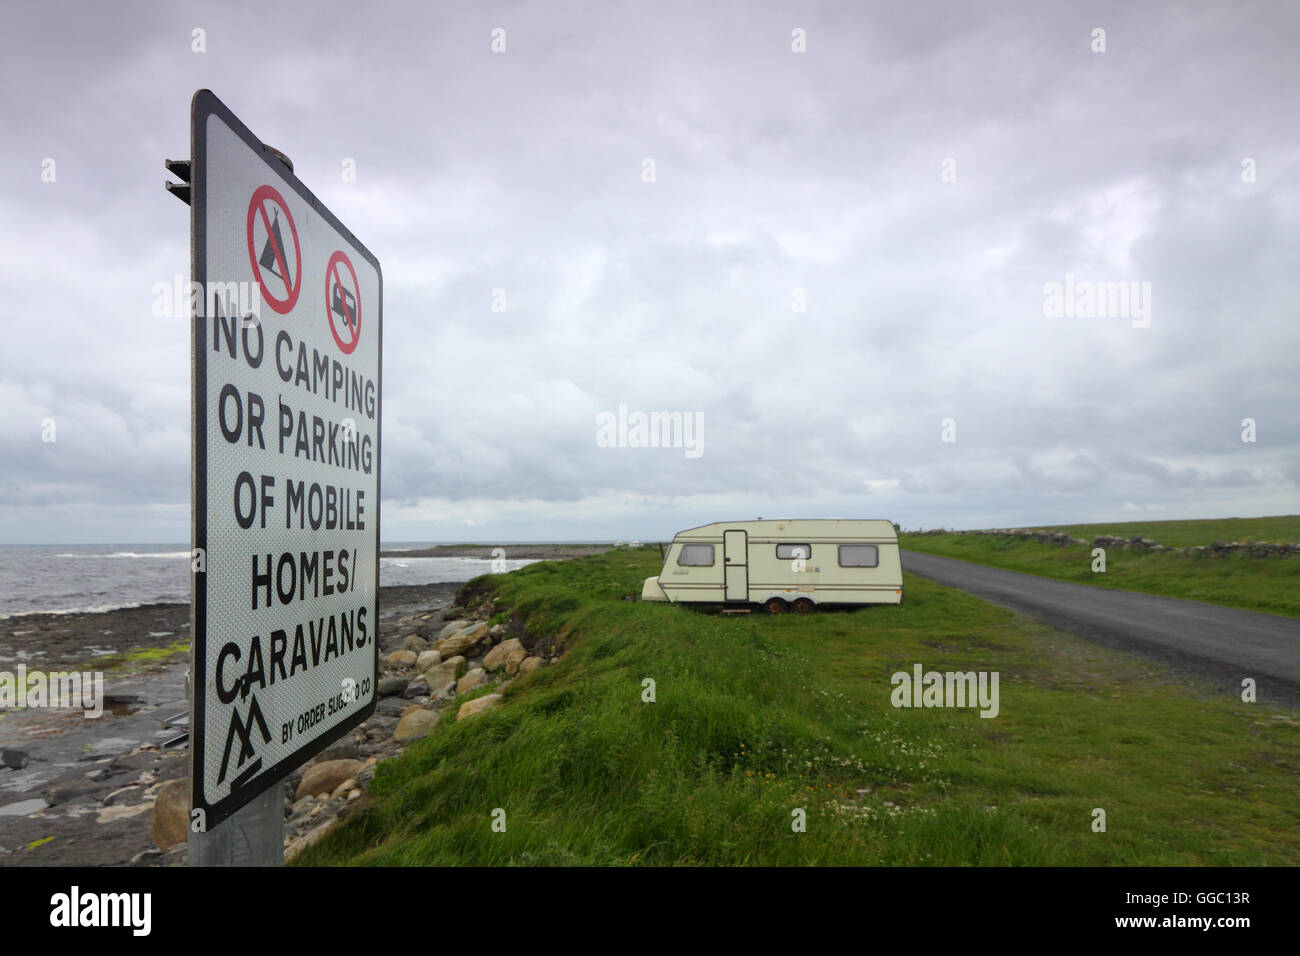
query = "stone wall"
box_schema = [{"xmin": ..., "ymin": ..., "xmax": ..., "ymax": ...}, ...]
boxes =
[{"xmin": 911, "ymin": 527, "xmax": 1300, "ymax": 557}]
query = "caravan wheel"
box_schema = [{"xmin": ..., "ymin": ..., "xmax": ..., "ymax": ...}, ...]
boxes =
[
  {"xmin": 764, "ymin": 598, "xmax": 786, "ymax": 615},
  {"xmin": 792, "ymin": 598, "xmax": 815, "ymax": 614}
]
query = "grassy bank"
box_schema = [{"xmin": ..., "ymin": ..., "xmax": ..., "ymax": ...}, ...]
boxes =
[
  {"xmin": 298, "ymin": 548, "xmax": 1300, "ymax": 866},
  {"xmin": 901, "ymin": 527, "xmax": 1300, "ymax": 619},
  {"xmin": 1005, "ymin": 515, "xmax": 1300, "ymax": 549}
]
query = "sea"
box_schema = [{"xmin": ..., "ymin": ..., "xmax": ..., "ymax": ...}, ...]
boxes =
[{"xmin": 0, "ymin": 544, "xmax": 537, "ymax": 618}]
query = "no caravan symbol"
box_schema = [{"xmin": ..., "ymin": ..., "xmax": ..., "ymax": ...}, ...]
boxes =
[
  {"xmin": 325, "ymin": 249, "xmax": 361, "ymax": 354},
  {"xmin": 245, "ymin": 184, "xmax": 303, "ymax": 314}
]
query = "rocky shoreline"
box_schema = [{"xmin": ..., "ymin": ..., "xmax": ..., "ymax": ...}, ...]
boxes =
[{"xmin": 0, "ymin": 581, "xmax": 466, "ymax": 867}]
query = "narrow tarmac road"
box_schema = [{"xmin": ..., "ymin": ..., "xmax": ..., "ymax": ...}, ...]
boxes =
[{"xmin": 901, "ymin": 550, "xmax": 1300, "ymax": 707}]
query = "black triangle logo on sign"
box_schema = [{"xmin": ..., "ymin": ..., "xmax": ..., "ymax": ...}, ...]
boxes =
[
  {"xmin": 258, "ymin": 210, "xmax": 286, "ymax": 280},
  {"xmin": 217, "ymin": 694, "xmax": 272, "ymax": 787}
]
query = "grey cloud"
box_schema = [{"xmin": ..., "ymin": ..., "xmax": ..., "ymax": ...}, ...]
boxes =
[{"xmin": 1, "ymin": 0, "xmax": 1297, "ymax": 542}]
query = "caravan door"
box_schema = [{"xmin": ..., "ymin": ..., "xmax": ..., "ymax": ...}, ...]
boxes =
[{"xmin": 723, "ymin": 529, "xmax": 749, "ymax": 602}]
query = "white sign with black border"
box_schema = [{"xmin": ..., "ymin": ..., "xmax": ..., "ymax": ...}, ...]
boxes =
[{"xmin": 189, "ymin": 89, "xmax": 381, "ymax": 831}]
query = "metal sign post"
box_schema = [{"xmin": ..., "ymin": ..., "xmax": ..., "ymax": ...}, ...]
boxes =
[
  {"xmin": 172, "ymin": 90, "xmax": 382, "ymax": 864},
  {"xmin": 188, "ymin": 782, "xmax": 285, "ymax": 867}
]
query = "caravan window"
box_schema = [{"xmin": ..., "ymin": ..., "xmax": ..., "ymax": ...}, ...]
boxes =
[
  {"xmin": 677, "ymin": 544, "xmax": 715, "ymax": 566},
  {"xmin": 776, "ymin": 544, "xmax": 811, "ymax": 560},
  {"xmin": 838, "ymin": 545, "xmax": 879, "ymax": 568}
]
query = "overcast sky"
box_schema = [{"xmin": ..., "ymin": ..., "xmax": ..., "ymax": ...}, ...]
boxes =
[{"xmin": 1, "ymin": 0, "xmax": 1297, "ymax": 544}]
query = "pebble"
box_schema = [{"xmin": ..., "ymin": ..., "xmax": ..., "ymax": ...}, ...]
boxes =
[
  {"xmin": 2, "ymin": 749, "xmax": 30, "ymax": 770},
  {"xmin": 402, "ymin": 678, "xmax": 430, "ymax": 698}
]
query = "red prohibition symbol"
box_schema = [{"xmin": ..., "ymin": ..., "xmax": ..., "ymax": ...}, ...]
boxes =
[
  {"xmin": 325, "ymin": 250, "xmax": 362, "ymax": 354},
  {"xmin": 245, "ymin": 184, "xmax": 303, "ymax": 314}
]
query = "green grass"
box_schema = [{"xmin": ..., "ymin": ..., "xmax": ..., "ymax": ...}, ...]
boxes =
[
  {"xmin": 901, "ymin": 529, "xmax": 1300, "ymax": 618},
  {"xmin": 297, "ymin": 548, "xmax": 1300, "ymax": 866},
  {"xmin": 97, "ymin": 639, "xmax": 191, "ymax": 672}
]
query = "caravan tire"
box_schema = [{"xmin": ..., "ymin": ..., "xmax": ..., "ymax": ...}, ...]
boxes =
[
  {"xmin": 792, "ymin": 598, "xmax": 815, "ymax": 614},
  {"xmin": 764, "ymin": 598, "xmax": 786, "ymax": 615}
]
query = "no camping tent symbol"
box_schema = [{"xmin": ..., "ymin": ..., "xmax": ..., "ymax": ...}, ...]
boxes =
[
  {"xmin": 325, "ymin": 250, "xmax": 361, "ymax": 354},
  {"xmin": 245, "ymin": 184, "xmax": 302, "ymax": 314}
]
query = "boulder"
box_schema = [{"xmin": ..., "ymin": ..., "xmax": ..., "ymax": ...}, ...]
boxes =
[
  {"xmin": 151, "ymin": 778, "xmax": 189, "ymax": 850},
  {"xmin": 1, "ymin": 748, "xmax": 29, "ymax": 770},
  {"xmin": 457, "ymin": 668, "xmax": 488, "ymax": 694},
  {"xmin": 489, "ymin": 624, "xmax": 506, "ymax": 640},
  {"xmin": 296, "ymin": 759, "xmax": 363, "ymax": 800},
  {"xmin": 424, "ymin": 655, "xmax": 466, "ymax": 688},
  {"xmin": 437, "ymin": 620, "xmax": 466, "ymax": 641},
  {"xmin": 394, "ymin": 709, "xmax": 440, "ymax": 742},
  {"xmin": 484, "ymin": 638, "xmax": 525, "ymax": 670},
  {"xmin": 503, "ymin": 646, "xmax": 529, "ymax": 675},
  {"xmin": 377, "ymin": 676, "xmax": 409, "ymax": 697},
  {"xmin": 384, "ymin": 650, "xmax": 417, "ymax": 669},
  {"xmin": 518, "ymin": 656, "xmax": 543, "ymax": 675},
  {"xmin": 416, "ymin": 649, "xmax": 442, "ymax": 671},
  {"xmin": 401, "ymin": 635, "xmax": 429, "ymax": 653},
  {"xmin": 436, "ymin": 622, "xmax": 490, "ymax": 657},
  {"xmin": 457, "ymin": 694, "xmax": 502, "ymax": 720}
]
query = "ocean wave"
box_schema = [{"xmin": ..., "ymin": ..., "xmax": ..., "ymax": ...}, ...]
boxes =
[
  {"xmin": 1, "ymin": 553, "xmax": 535, "ymax": 617},
  {"xmin": 0, "ymin": 600, "xmax": 151, "ymax": 620},
  {"xmin": 54, "ymin": 551, "xmax": 191, "ymax": 559}
]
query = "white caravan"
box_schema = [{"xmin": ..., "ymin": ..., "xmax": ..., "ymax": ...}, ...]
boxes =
[{"xmin": 640, "ymin": 519, "xmax": 902, "ymax": 613}]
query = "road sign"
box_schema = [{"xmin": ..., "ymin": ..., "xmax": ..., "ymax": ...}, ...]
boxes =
[{"xmin": 189, "ymin": 89, "xmax": 382, "ymax": 831}]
